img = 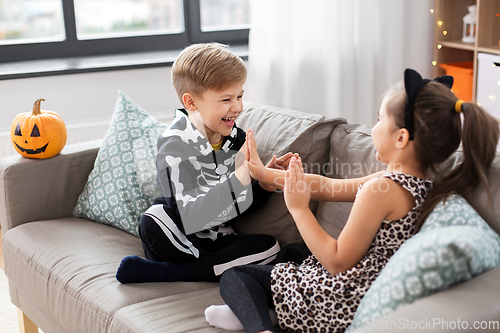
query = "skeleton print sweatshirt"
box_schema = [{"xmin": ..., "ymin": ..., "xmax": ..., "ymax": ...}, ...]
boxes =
[{"xmin": 154, "ymin": 108, "xmax": 272, "ymax": 237}]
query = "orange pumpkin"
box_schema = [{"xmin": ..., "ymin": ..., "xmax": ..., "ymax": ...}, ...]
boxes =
[{"xmin": 11, "ymin": 98, "xmax": 67, "ymax": 159}]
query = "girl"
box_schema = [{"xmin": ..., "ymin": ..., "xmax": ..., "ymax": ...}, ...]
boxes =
[{"xmin": 205, "ymin": 68, "xmax": 499, "ymax": 333}]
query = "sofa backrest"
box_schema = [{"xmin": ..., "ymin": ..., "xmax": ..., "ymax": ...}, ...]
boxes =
[
  {"xmin": 236, "ymin": 103, "xmax": 500, "ymax": 244},
  {"xmin": 441, "ymin": 150, "xmax": 500, "ymax": 236},
  {"xmin": 234, "ymin": 103, "xmax": 347, "ymax": 245}
]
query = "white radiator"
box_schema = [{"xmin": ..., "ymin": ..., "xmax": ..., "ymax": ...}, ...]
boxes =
[{"xmin": 0, "ymin": 113, "xmax": 171, "ymax": 159}]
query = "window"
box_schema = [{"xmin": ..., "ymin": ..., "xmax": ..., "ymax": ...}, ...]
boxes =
[{"xmin": 0, "ymin": 0, "xmax": 249, "ymax": 63}]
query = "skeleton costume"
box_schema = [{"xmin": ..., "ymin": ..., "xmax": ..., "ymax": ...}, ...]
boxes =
[{"xmin": 138, "ymin": 109, "xmax": 280, "ymax": 281}]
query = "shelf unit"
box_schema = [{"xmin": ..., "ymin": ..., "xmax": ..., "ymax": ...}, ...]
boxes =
[{"xmin": 433, "ymin": 0, "xmax": 500, "ymax": 101}]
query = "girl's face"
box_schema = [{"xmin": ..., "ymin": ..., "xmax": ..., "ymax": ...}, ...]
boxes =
[{"xmin": 372, "ymin": 96, "xmax": 401, "ymax": 163}]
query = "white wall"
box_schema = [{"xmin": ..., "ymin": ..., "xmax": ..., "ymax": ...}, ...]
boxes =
[{"xmin": 0, "ymin": 66, "xmax": 179, "ymax": 131}]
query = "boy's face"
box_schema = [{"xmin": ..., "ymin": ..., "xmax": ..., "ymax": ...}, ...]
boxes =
[{"xmin": 186, "ymin": 82, "xmax": 244, "ymax": 144}]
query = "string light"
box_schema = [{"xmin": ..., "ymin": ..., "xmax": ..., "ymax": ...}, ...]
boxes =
[
  {"xmin": 432, "ymin": 61, "xmax": 437, "ymax": 66},
  {"xmin": 430, "ymin": 9, "xmax": 435, "ymax": 14},
  {"xmin": 437, "ymin": 44, "xmax": 443, "ymax": 49},
  {"xmin": 437, "ymin": 20, "xmax": 443, "ymax": 26},
  {"xmin": 477, "ymin": 102, "xmax": 482, "ymax": 106},
  {"xmin": 443, "ymin": 30, "xmax": 448, "ymax": 36}
]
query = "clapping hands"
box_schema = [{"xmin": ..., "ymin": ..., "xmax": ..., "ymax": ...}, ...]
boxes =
[
  {"xmin": 245, "ymin": 129, "xmax": 298, "ymax": 191},
  {"xmin": 283, "ymin": 156, "xmax": 311, "ymax": 214}
]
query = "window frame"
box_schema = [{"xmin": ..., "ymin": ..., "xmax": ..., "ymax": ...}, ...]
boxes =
[{"xmin": 0, "ymin": 0, "xmax": 249, "ymax": 63}]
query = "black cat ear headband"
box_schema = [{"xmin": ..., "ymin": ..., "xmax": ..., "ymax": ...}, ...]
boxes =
[{"xmin": 404, "ymin": 68, "xmax": 454, "ymax": 140}]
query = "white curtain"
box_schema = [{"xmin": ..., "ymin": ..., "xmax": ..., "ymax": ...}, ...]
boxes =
[{"xmin": 246, "ymin": 0, "xmax": 435, "ymax": 125}]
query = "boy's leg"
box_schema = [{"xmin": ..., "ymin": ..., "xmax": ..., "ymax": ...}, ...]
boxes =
[
  {"xmin": 217, "ymin": 265, "xmax": 276, "ymax": 333},
  {"xmin": 274, "ymin": 242, "xmax": 312, "ymax": 265},
  {"xmin": 138, "ymin": 204, "xmax": 203, "ymax": 263},
  {"xmin": 116, "ymin": 204, "xmax": 201, "ymax": 283},
  {"xmin": 117, "ymin": 204, "xmax": 280, "ymax": 283},
  {"xmin": 185, "ymin": 233, "xmax": 280, "ymax": 281}
]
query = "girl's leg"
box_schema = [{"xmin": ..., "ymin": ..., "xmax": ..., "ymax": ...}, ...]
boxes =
[
  {"xmin": 274, "ymin": 242, "xmax": 311, "ymax": 264},
  {"xmin": 219, "ymin": 265, "xmax": 276, "ymax": 333}
]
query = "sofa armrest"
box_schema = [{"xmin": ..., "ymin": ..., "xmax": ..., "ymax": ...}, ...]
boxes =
[
  {"xmin": 351, "ymin": 266, "xmax": 500, "ymax": 332},
  {"xmin": 0, "ymin": 139, "xmax": 102, "ymax": 233}
]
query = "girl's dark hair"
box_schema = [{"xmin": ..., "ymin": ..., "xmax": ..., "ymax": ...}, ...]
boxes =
[{"xmin": 385, "ymin": 80, "xmax": 499, "ymax": 231}]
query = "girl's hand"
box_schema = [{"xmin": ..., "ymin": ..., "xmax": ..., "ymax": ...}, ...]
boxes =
[
  {"xmin": 284, "ymin": 157, "xmax": 311, "ymax": 214},
  {"xmin": 268, "ymin": 152, "xmax": 299, "ymax": 171},
  {"xmin": 259, "ymin": 152, "xmax": 297, "ymax": 192}
]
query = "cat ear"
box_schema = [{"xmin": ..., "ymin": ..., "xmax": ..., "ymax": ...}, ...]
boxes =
[
  {"xmin": 404, "ymin": 68, "xmax": 428, "ymax": 141},
  {"xmin": 404, "ymin": 68, "xmax": 429, "ymax": 104},
  {"xmin": 433, "ymin": 75, "xmax": 454, "ymax": 89}
]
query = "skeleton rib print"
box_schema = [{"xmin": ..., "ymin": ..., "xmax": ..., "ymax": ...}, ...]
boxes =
[{"xmin": 155, "ymin": 109, "xmax": 251, "ymax": 235}]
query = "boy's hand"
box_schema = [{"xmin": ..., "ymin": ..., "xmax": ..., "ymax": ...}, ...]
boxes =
[
  {"xmin": 234, "ymin": 152, "xmax": 251, "ymax": 186},
  {"xmin": 245, "ymin": 129, "xmax": 267, "ymax": 181},
  {"xmin": 284, "ymin": 157, "xmax": 311, "ymax": 214},
  {"xmin": 235, "ymin": 142, "xmax": 251, "ymax": 186}
]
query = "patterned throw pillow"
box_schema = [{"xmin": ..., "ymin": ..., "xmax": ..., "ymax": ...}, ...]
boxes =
[
  {"xmin": 347, "ymin": 194, "xmax": 500, "ymax": 332},
  {"xmin": 73, "ymin": 91, "xmax": 169, "ymax": 237}
]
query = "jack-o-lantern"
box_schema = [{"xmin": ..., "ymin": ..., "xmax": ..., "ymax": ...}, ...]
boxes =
[{"xmin": 11, "ymin": 98, "xmax": 67, "ymax": 159}]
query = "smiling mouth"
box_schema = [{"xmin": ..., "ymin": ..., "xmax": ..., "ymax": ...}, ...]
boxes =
[
  {"xmin": 15, "ymin": 142, "xmax": 49, "ymax": 154},
  {"xmin": 222, "ymin": 117, "xmax": 236, "ymax": 126}
]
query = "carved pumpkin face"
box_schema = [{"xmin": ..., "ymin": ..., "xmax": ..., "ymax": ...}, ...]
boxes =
[{"xmin": 11, "ymin": 98, "xmax": 67, "ymax": 159}]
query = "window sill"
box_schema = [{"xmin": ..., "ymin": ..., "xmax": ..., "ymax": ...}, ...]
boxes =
[{"xmin": 0, "ymin": 45, "xmax": 248, "ymax": 80}]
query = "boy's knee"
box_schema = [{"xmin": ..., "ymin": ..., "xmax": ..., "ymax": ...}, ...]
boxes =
[
  {"xmin": 263, "ymin": 235, "xmax": 280, "ymax": 254},
  {"xmin": 138, "ymin": 214, "xmax": 154, "ymax": 241},
  {"xmin": 259, "ymin": 234, "xmax": 279, "ymax": 248}
]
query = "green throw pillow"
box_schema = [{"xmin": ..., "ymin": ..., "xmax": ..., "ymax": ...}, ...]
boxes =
[
  {"xmin": 348, "ymin": 195, "xmax": 500, "ymax": 332},
  {"xmin": 73, "ymin": 91, "xmax": 169, "ymax": 237}
]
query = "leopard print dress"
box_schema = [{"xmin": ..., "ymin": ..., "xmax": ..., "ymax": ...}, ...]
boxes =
[{"xmin": 270, "ymin": 173, "xmax": 432, "ymax": 333}]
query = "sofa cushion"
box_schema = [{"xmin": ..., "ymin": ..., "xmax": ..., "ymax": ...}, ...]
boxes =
[
  {"xmin": 233, "ymin": 103, "xmax": 346, "ymax": 246},
  {"xmin": 315, "ymin": 123, "xmax": 385, "ymax": 238},
  {"xmin": 73, "ymin": 91, "xmax": 169, "ymax": 236},
  {"xmin": 348, "ymin": 195, "xmax": 500, "ymax": 331},
  {"xmin": 3, "ymin": 218, "xmax": 219, "ymax": 333},
  {"xmin": 109, "ymin": 288, "xmax": 226, "ymax": 333}
]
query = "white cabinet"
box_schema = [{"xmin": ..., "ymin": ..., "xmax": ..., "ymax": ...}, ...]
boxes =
[{"xmin": 476, "ymin": 53, "xmax": 500, "ymax": 118}]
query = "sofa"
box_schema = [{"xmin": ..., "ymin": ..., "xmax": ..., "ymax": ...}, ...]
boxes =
[{"xmin": 2, "ymin": 95, "xmax": 500, "ymax": 333}]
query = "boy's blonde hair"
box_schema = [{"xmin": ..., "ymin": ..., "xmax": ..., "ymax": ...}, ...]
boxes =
[{"xmin": 172, "ymin": 43, "xmax": 247, "ymax": 103}]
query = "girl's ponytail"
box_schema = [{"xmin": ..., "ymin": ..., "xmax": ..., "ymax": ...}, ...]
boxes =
[{"xmin": 417, "ymin": 100, "xmax": 499, "ymax": 230}]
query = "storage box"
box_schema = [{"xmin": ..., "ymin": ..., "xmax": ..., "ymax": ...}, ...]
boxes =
[
  {"xmin": 439, "ymin": 61, "xmax": 474, "ymax": 102},
  {"xmin": 477, "ymin": 53, "xmax": 500, "ymax": 119}
]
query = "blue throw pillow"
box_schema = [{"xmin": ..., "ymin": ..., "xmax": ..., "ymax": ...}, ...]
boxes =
[
  {"xmin": 73, "ymin": 91, "xmax": 169, "ymax": 236},
  {"xmin": 347, "ymin": 194, "xmax": 500, "ymax": 332}
]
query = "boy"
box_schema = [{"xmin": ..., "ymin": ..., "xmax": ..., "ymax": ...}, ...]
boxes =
[{"xmin": 116, "ymin": 43, "xmax": 284, "ymax": 283}]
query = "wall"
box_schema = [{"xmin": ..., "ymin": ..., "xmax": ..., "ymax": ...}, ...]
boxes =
[
  {"xmin": 0, "ymin": 66, "xmax": 178, "ymax": 130},
  {"xmin": 0, "ymin": 66, "xmax": 180, "ymax": 158}
]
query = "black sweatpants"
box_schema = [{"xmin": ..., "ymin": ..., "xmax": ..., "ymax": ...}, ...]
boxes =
[
  {"xmin": 220, "ymin": 243, "xmax": 312, "ymax": 333},
  {"xmin": 138, "ymin": 204, "xmax": 280, "ymax": 282}
]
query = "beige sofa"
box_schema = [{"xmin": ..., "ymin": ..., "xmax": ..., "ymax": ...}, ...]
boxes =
[{"xmin": 2, "ymin": 102, "xmax": 500, "ymax": 333}]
